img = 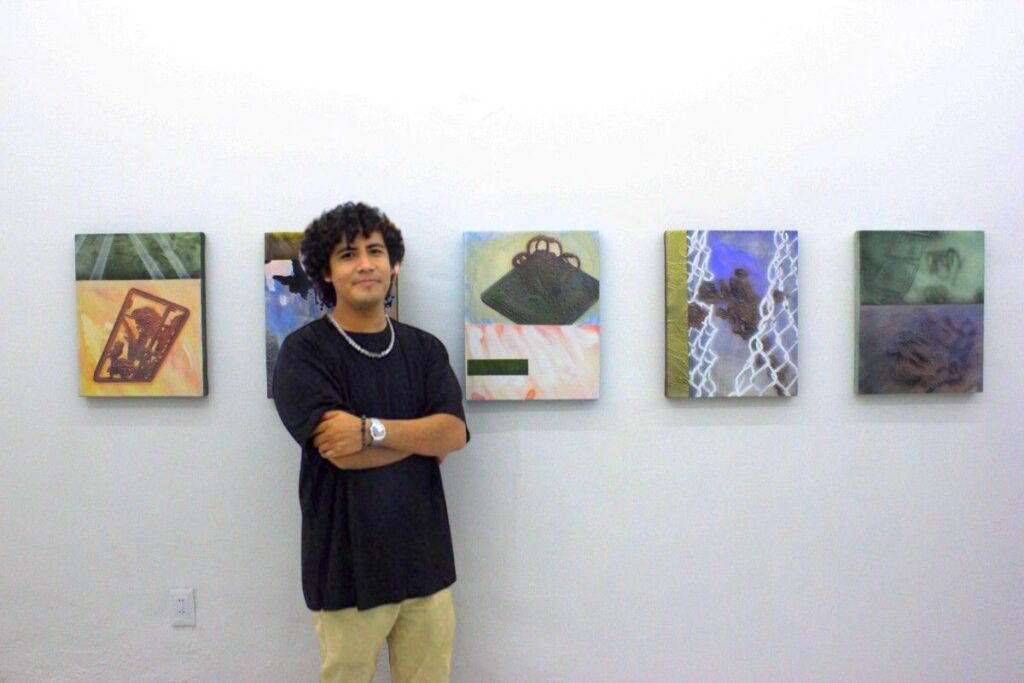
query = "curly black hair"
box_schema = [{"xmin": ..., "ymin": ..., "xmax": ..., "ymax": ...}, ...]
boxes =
[{"xmin": 300, "ymin": 202, "xmax": 405, "ymax": 308}]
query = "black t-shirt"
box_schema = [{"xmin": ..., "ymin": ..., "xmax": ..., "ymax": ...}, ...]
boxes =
[{"xmin": 272, "ymin": 316, "xmax": 468, "ymax": 611}]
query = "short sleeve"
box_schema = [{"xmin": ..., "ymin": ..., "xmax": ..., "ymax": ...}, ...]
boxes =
[
  {"xmin": 272, "ymin": 329, "xmax": 347, "ymax": 447},
  {"xmin": 422, "ymin": 334, "xmax": 471, "ymax": 442}
]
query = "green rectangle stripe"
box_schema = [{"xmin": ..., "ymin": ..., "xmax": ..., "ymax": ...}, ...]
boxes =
[
  {"xmin": 467, "ymin": 359, "xmax": 529, "ymax": 376},
  {"xmin": 75, "ymin": 232, "xmax": 204, "ymax": 280}
]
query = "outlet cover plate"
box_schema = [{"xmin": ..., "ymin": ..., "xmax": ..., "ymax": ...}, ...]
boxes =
[{"xmin": 169, "ymin": 588, "xmax": 196, "ymax": 627}]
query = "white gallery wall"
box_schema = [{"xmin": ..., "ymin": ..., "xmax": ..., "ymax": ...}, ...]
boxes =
[{"xmin": 2, "ymin": 2, "xmax": 1022, "ymax": 681}]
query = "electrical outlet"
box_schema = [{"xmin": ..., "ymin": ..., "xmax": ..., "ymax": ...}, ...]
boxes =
[{"xmin": 169, "ymin": 588, "xmax": 196, "ymax": 627}]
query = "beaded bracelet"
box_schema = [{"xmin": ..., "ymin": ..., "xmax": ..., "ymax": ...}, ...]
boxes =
[{"xmin": 360, "ymin": 415, "xmax": 371, "ymax": 450}]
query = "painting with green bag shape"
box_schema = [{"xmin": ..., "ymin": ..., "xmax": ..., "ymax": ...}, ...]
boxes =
[{"xmin": 465, "ymin": 231, "xmax": 600, "ymax": 400}]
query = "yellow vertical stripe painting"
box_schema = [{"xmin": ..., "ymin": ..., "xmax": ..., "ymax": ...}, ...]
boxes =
[{"xmin": 665, "ymin": 230, "xmax": 799, "ymax": 398}]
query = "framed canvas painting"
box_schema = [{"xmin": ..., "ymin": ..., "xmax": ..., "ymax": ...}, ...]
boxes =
[
  {"xmin": 464, "ymin": 231, "xmax": 600, "ymax": 400},
  {"xmin": 665, "ymin": 230, "xmax": 798, "ymax": 398},
  {"xmin": 75, "ymin": 232, "xmax": 207, "ymax": 397},
  {"xmin": 265, "ymin": 232, "xmax": 399, "ymax": 397},
  {"xmin": 856, "ymin": 230, "xmax": 984, "ymax": 394}
]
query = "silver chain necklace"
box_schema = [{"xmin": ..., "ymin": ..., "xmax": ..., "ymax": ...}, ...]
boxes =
[{"xmin": 326, "ymin": 314, "xmax": 395, "ymax": 359}]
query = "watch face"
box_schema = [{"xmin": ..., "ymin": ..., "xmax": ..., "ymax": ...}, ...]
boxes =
[{"xmin": 370, "ymin": 420, "xmax": 386, "ymax": 441}]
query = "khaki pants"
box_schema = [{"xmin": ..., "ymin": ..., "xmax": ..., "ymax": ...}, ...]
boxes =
[{"xmin": 311, "ymin": 587, "xmax": 455, "ymax": 683}]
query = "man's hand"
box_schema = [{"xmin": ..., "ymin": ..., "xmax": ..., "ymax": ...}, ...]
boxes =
[
  {"xmin": 312, "ymin": 411, "xmax": 465, "ymax": 470},
  {"xmin": 312, "ymin": 410, "xmax": 364, "ymax": 460}
]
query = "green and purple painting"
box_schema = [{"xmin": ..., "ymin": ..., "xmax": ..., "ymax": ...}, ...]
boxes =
[
  {"xmin": 856, "ymin": 231, "xmax": 984, "ymax": 394},
  {"xmin": 665, "ymin": 230, "xmax": 798, "ymax": 398}
]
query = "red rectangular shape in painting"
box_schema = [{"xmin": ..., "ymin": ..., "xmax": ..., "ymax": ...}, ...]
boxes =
[{"xmin": 93, "ymin": 288, "xmax": 191, "ymax": 383}]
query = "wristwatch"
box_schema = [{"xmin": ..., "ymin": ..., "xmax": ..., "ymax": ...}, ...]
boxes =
[{"xmin": 369, "ymin": 418, "xmax": 386, "ymax": 445}]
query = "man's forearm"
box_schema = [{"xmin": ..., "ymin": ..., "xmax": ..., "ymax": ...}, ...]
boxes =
[
  {"xmin": 377, "ymin": 413, "xmax": 467, "ymax": 457},
  {"xmin": 313, "ymin": 411, "xmax": 466, "ymax": 463}
]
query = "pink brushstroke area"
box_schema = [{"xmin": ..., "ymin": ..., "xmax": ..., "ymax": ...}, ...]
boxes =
[{"xmin": 465, "ymin": 323, "xmax": 600, "ymax": 400}]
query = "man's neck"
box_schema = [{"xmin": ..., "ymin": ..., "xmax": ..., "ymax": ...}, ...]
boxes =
[{"xmin": 329, "ymin": 305, "xmax": 388, "ymax": 333}]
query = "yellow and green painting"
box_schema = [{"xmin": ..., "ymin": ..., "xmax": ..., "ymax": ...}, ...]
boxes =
[
  {"xmin": 75, "ymin": 233, "xmax": 207, "ymax": 397},
  {"xmin": 665, "ymin": 230, "xmax": 799, "ymax": 398},
  {"xmin": 464, "ymin": 231, "xmax": 600, "ymax": 400},
  {"xmin": 856, "ymin": 230, "xmax": 984, "ymax": 394}
]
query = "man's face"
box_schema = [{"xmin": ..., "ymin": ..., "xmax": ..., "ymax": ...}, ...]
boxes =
[{"xmin": 324, "ymin": 230, "xmax": 393, "ymax": 313}]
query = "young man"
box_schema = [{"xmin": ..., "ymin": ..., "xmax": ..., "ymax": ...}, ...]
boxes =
[{"xmin": 272, "ymin": 202, "xmax": 469, "ymax": 683}]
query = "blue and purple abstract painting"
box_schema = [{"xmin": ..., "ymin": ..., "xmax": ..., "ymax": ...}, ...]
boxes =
[
  {"xmin": 264, "ymin": 232, "xmax": 398, "ymax": 397},
  {"xmin": 265, "ymin": 233, "xmax": 320, "ymax": 397},
  {"xmin": 665, "ymin": 230, "xmax": 799, "ymax": 398}
]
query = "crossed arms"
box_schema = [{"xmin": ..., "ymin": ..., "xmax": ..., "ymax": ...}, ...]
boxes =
[{"xmin": 312, "ymin": 410, "xmax": 467, "ymax": 470}]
